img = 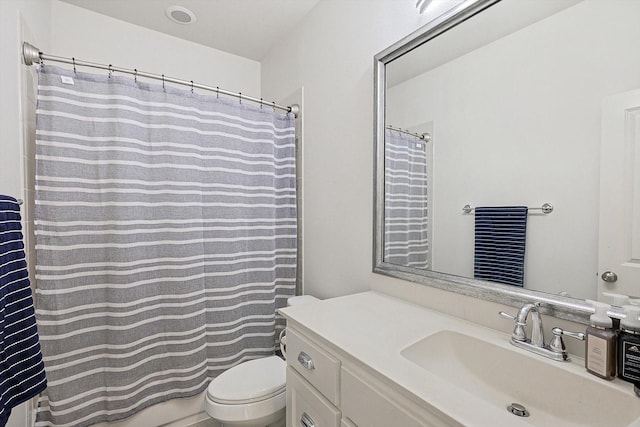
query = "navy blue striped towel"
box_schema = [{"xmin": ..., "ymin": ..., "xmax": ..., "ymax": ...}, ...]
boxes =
[
  {"xmin": 0, "ymin": 196, "xmax": 47, "ymax": 426},
  {"xmin": 473, "ymin": 206, "xmax": 528, "ymax": 287}
]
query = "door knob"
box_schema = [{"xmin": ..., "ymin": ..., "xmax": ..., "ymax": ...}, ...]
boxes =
[{"xmin": 601, "ymin": 271, "xmax": 618, "ymax": 283}]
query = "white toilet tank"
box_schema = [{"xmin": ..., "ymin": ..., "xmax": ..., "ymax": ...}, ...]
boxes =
[
  {"xmin": 287, "ymin": 295, "xmax": 319, "ymax": 306},
  {"xmin": 280, "ymin": 295, "xmax": 319, "ymax": 358}
]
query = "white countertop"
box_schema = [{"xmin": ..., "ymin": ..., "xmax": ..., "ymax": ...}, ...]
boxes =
[{"xmin": 279, "ymin": 291, "xmax": 638, "ymax": 427}]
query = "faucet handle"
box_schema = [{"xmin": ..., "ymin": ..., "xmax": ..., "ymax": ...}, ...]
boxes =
[
  {"xmin": 498, "ymin": 311, "xmax": 516, "ymax": 321},
  {"xmin": 549, "ymin": 327, "xmax": 585, "ymax": 359},
  {"xmin": 498, "ymin": 311, "xmax": 526, "ymax": 341},
  {"xmin": 552, "ymin": 327, "xmax": 585, "ymax": 342}
]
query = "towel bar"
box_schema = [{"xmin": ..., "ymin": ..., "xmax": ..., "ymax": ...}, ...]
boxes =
[{"xmin": 463, "ymin": 203, "xmax": 553, "ymax": 214}]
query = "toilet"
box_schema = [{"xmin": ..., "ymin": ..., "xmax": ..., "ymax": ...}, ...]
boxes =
[{"xmin": 204, "ymin": 295, "xmax": 319, "ymax": 427}]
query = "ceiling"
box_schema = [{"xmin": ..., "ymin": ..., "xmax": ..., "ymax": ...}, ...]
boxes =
[{"xmin": 59, "ymin": 0, "xmax": 321, "ymax": 61}]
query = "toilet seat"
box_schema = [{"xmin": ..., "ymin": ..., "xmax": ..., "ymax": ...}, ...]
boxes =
[{"xmin": 207, "ymin": 356, "xmax": 286, "ymax": 404}]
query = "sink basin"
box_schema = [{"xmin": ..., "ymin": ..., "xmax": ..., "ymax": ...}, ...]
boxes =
[{"xmin": 401, "ymin": 330, "xmax": 640, "ymax": 427}]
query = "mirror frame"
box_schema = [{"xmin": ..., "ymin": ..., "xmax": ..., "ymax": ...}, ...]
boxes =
[{"xmin": 373, "ymin": 0, "xmax": 616, "ymax": 324}]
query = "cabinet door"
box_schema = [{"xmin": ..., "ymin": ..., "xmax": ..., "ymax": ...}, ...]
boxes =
[
  {"xmin": 287, "ymin": 367, "xmax": 341, "ymax": 427},
  {"xmin": 341, "ymin": 366, "xmax": 453, "ymax": 427},
  {"xmin": 341, "ymin": 418, "xmax": 357, "ymax": 427}
]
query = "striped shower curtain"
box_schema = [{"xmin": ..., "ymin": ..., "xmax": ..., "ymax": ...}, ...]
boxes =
[
  {"xmin": 33, "ymin": 65, "xmax": 296, "ymax": 426},
  {"xmin": 384, "ymin": 129, "xmax": 429, "ymax": 269}
]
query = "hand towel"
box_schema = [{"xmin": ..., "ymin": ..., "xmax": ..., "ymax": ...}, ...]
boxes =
[{"xmin": 473, "ymin": 206, "xmax": 528, "ymax": 287}]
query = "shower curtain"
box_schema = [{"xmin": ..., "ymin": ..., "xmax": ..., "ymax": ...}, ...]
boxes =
[
  {"xmin": 384, "ymin": 129, "xmax": 429, "ymax": 269},
  {"xmin": 33, "ymin": 65, "xmax": 296, "ymax": 426}
]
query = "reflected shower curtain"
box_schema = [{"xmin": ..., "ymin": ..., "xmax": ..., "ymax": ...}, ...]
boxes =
[
  {"xmin": 33, "ymin": 65, "xmax": 296, "ymax": 426},
  {"xmin": 384, "ymin": 129, "xmax": 429, "ymax": 269}
]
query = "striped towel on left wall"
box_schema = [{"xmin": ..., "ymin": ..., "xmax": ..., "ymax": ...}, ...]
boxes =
[{"xmin": 0, "ymin": 195, "xmax": 47, "ymax": 426}]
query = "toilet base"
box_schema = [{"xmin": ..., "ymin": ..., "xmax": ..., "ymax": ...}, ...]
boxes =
[
  {"xmin": 205, "ymin": 393, "xmax": 285, "ymax": 427},
  {"xmin": 215, "ymin": 407, "xmax": 284, "ymax": 427}
]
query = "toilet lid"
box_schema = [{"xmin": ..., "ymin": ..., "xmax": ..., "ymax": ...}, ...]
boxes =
[{"xmin": 207, "ymin": 356, "xmax": 286, "ymax": 404}]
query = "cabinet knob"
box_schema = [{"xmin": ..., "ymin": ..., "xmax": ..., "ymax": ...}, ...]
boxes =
[
  {"xmin": 297, "ymin": 351, "xmax": 315, "ymax": 370},
  {"xmin": 300, "ymin": 412, "xmax": 316, "ymax": 427}
]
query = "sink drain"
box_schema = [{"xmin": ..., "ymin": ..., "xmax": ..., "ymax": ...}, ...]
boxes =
[{"xmin": 507, "ymin": 403, "xmax": 530, "ymax": 417}]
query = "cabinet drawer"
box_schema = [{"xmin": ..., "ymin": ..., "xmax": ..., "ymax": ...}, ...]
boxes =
[
  {"xmin": 287, "ymin": 367, "xmax": 341, "ymax": 427},
  {"xmin": 287, "ymin": 328, "xmax": 341, "ymax": 405}
]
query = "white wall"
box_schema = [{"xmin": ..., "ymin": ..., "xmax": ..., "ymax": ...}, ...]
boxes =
[
  {"xmin": 261, "ymin": 0, "xmax": 433, "ymax": 299},
  {"xmin": 49, "ymin": 1, "xmax": 260, "ymax": 94},
  {"xmin": 386, "ymin": 0, "xmax": 640, "ymax": 300},
  {"xmin": 0, "ymin": 0, "xmax": 51, "ymax": 224}
]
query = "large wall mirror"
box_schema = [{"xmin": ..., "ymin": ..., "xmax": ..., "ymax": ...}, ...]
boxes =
[{"xmin": 374, "ymin": 0, "xmax": 640, "ymax": 320}]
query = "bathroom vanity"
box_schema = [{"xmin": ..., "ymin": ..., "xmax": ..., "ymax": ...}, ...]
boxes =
[{"xmin": 279, "ymin": 292, "xmax": 640, "ymax": 427}]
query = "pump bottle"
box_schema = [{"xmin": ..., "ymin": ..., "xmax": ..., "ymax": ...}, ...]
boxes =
[
  {"xmin": 585, "ymin": 300, "xmax": 617, "ymax": 380},
  {"xmin": 602, "ymin": 292, "xmax": 632, "ymax": 329},
  {"xmin": 618, "ymin": 305, "xmax": 640, "ymax": 396}
]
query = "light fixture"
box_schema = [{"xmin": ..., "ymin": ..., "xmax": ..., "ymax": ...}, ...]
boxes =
[
  {"xmin": 416, "ymin": 0, "xmax": 435, "ymax": 14},
  {"xmin": 165, "ymin": 5, "xmax": 197, "ymax": 25}
]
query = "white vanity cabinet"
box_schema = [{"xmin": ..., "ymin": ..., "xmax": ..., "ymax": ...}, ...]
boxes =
[
  {"xmin": 280, "ymin": 292, "xmax": 640, "ymax": 427},
  {"xmin": 285, "ymin": 326, "xmax": 456, "ymax": 427},
  {"xmin": 286, "ymin": 327, "xmax": 341, "ymax": 427}
]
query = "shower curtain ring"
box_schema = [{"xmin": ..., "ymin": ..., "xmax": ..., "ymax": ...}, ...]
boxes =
[
  {"xmin": 191, "ymin": 80, "xmax": 194, "ymax": 93},
  {"xmin": 272, "ymin": 101, "xmax": 276, "ymax": 112},
  {"xmin": 72, "ymin": 57, "xmax": 76, "ymax": 74},
  {"xmin": 260, "ymin": 98, "xmax": 263, "ymax": 109},
  {"xmin": 134, "ymin": 69, "xmax": 137, "ymax": 83},
  {"xmin": 108, "ymin": 64, "xmax": 113, "ymax": 78},
  {"xmin": 216, "ymin": 86, "xmax": 219, "ymax": 98},
  {"xmin": 239, "ymin": 92, "xmax": 242, "ymax": 104},
  {"xmin": 162, "ymin": 74, "xmax": 165, "ymax": 89}
]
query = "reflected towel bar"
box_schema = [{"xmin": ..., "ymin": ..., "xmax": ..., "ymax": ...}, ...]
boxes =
[{"xmin": 462, "ymin": 203, "xmax": 553, "ymax": 214}]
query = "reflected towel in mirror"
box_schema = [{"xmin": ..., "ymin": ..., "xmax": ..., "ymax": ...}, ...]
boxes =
[{"xmin": 473, "ymin": 206, "xmax": 528, "ymax": 287}]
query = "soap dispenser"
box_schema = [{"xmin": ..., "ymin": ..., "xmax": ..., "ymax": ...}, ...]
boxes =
[
  {"xmin": 603, "ymin": 292, "xmax": 631, "ymax": 329},
  {"xmin": 618, "ymin": 305, "xmax": 640, "ymax": 396},
  {"xmin": 585, "ymin": 300, "xmax": 617, "ymax": 380}
]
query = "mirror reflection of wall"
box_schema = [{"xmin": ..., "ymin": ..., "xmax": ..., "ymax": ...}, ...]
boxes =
[{"xmin": 383, "ymin": 0, "xmax": 640, "ymax": 301}]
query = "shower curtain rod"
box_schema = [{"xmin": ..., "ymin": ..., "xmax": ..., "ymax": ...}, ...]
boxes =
[
  {"xmin": 385, "ymin": 125, "xmax": 430, "ymax": 141},
  {"xmin": 22, "ymin": 42, "xmax": 300, "ymax": 117}
]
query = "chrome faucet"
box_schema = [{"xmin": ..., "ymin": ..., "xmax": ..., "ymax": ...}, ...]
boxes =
[
  {"xmin": 499, "ymin": 302, "xmax": 585, "ymax": 362},
  {"xmin": 512, "ymin": 303, "xmax": 544, "ymax": 347}
]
